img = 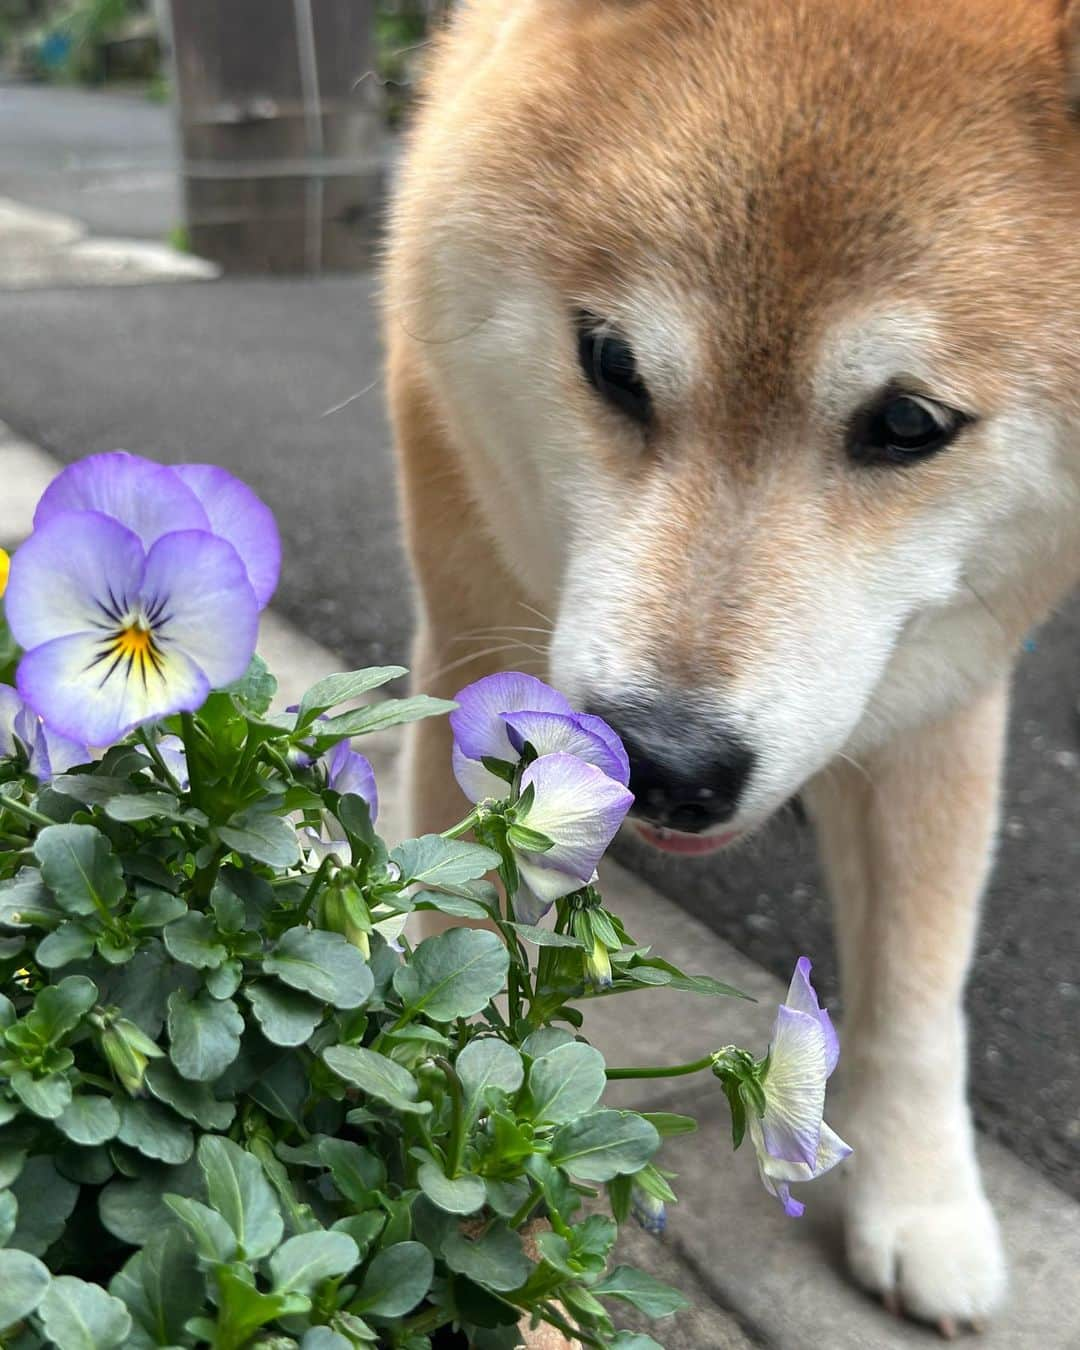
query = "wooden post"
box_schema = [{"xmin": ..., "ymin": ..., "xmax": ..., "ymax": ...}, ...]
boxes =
[{"xmin": 168, "ymin": 0, "xmax": 382, "ymax": 273}]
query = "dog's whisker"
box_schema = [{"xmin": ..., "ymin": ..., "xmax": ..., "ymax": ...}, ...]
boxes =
[{"xmin": 426, "ymin": 642, "xmax": 545, "ymax": 683}]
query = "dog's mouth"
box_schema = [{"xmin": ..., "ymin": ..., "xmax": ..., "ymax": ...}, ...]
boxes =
[{"xmin": 633, "ymin": 822, "xmax": 742, "ymax": 855}]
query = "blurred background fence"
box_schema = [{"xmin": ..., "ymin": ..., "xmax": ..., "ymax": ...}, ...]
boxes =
[{"xmin": 0, "ymin": 0, "xmax": 452, "ymax": 270}]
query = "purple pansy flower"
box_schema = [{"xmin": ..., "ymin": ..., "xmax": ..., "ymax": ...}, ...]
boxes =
[
  {"xmin": 451, "ymin": 671, "xmax": 629, "ymax": 802},
  {"xmin": 323, "ymin": 741, "xmax": 379, "ymax": 823},
  {"xmin": 6, "ymin": 511, "xmax": 258, "ymax": 745},
  {"xmin": 0, "ymin": 684, "xmax": 89, "ymax": 783},
  {"xmin": 750, "ymin": 958, "xmax": 851, "ymax": 1217},
  {"xmin": 137, "ymin": 733, "xmax": 190, "ymax": 791},
  {"xmin": 510, "ymin": 752, "xmax": 634, "ymax": 922},
  {"xmin": 34, "ymin": 451, "xmax": 280, "ymax": 610}
]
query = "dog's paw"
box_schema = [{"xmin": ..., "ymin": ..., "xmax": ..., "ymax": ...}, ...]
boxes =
[{"xmin": 845, "ymin": 1179, "xmax": 1007, "ymax": 1330}]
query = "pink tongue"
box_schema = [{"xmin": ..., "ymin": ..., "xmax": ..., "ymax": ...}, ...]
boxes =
[{"xmin": 635, "ymin": 823, "xmax": 739, "ymax": 855}]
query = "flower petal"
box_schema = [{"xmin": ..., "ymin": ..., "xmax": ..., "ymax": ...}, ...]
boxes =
[
  {"xmin": 34, "ymin": 725, "xmax": 90, "ymax": 781},
  {"xmin": 326, "ymin": 742, "xmax": 378, "ymax": 823},
  {"xmin": 143, "ymin": 531, "xmax": 259, "ymax": 688},
  {"xmin": 518, "ymin": 752, "xmax": 634, "ymax": 882},
  {"xmin": 172, "ymin": 464, "xmax": 281, "ymax": 609},
  {"xmin": 450, "ymin": 672, "xmax": 572, "ymax": 764},
  {"xmin": 18, "ymin": 633, "xmax": 209, "ymax": 745},
  {"xmin": 6, "ymin": 511, "xmax": 146, "ymax": 651},
  {"xmin": 502, "ymin": 710, "xmax": 630, "ymax": 785},
  {"xmin": 784, "ymin": 957, "xmax": 839, "ymax": 1076},
  {"xmin": 34, "ymin": 452, "xmax": 209, "ymax": 546},
  {"xmin": 513, "ymin": 857, "xmax": 593, "ymax": 922},
  {"xmin": 452, "ymin": 743, "xmax": 509, "ymax": 804},
  {"xmin": 760, "ymin": 1005, "xmax": 828, "ymax": 1168},
  {"xmin": 756, "ymin": 1119, "xmax": 853, "ymax": 1185}
]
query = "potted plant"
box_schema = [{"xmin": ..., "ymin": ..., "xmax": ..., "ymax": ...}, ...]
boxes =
[{"xmin": 0, "ymin": 453, "xmax": 848, "ymax": 1349}]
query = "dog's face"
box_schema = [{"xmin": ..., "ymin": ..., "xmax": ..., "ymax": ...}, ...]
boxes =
[{"xmin": 394, "ymin": 0, "xmax": 1080, "ymax": 840}]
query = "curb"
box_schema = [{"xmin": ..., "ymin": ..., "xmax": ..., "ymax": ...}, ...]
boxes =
[{"xmin": 3, "ymin": 432, "xmax": 1079, "ymax": 1348}]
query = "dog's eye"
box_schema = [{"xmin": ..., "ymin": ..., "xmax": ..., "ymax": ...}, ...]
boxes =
[
  {"xmin": 849, "ymin": 390, "xmax": 970, "ymax": 466},
  {"xmin": 576, "ymin": 311, "xmax": 653, "ymax": 426}
]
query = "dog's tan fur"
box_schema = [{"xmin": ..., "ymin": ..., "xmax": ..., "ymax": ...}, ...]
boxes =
[{"xmin": 385, "ymin": 0, "xmax": 1080, "ymax": 1327}]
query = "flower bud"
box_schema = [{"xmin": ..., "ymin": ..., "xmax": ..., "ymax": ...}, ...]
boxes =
[
  {"xmin": 100, "ymin": 1018, "xmax": 163, "ymax": 1096},
  {"xmin": 631, "ymin": 1184, "xmax": 667, "ymax": 1236}
]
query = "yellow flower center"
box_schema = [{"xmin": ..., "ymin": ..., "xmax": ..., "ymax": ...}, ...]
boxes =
[
  {"xmin": 114, "ymin": 625, "xmax": 154, "ymax": 659},
  {"xmin": 0, "ymin": 548, "xmax": 9, "ymax": 600}
]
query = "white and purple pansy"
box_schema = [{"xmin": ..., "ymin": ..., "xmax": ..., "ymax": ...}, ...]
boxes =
[
  {"xmin": 323, "ymin": 742, "xmax": 379, "ymax": 824},
  {"xmin": 450, "ymin": 670, "xmax": 630, "ymax": 803},
  {"xmin": 0, "ymin": 684, "xmax": 89, "ymax": 783},
  {"xmin": 33, "ymin": 450, "xmax": 281, "ymax": 609},
  {"xmin": 750, "ymin": 957, "xmax": 851, "ymax": 1217},
  {"xmin": 7, "ymin": 511, "xmax": 259, "ymax": 746},
  {"xmin": 510, "ymin": 752, "xmax": 634, "ymax": 923}
]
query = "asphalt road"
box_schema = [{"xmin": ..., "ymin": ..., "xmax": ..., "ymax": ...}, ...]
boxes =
[{"xmin": 1, "ymin": 84, "xmax": 1077, "ymax": 1199}]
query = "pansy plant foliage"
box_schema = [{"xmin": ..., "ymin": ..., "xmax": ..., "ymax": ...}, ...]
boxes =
[{"xmin": 0, "ymin": 455, "xmax": 848, "ymax": 1350}]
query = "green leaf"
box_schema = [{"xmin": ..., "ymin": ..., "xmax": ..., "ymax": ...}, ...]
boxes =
[
  {"xmin": 455, "ymin": 1038, "xmax": 524, "ymax": 1122},
  {"xmin": 0, "ymin": 868, "xmax": 65, "ymax": 928},
  {"xmin": 526, "ymin": 1041, "xmax": 606, "ymax": 1124},
  {"xmin": 198, "ymin": 1135, "xmax": 283, "ymax": 1261},
  {"xmin": 297, "ymin": 667, "xmax": 407, "ymax": 725},
  {"xmin": 117, "ymin": 1099, "xmax": 194, "ymax": 1164},
  {"xmin": 314, "ymin": 696, "xmax": 456, "ymax": 742},
  {"xmin": 128, "ymin": 889, "xmax": 187, "ymax": 931},
  {"xmin": 166, "ymin": 989, "xmax": 243, "ymax": 1081},
  {"xmin": 0, "ymin": 1189, "xmax": 16, "ymax": 1245},
  {"xmin": 392, "ymin": 928, "xmax": 509, "ymax": 1022},
  {"xmin": 55, "ymin": 1094, "xmax": 121, "ymax": 1146},
  {"xmin": 550, "ymin": 1111, "xmax": 660, "ymax": 1181},
  {"xmin": 248, "ymin": 1055, "xmax": 308, "ymax": 1126},
  {"xmin": 218, "ymin": 811, "xmax": 301, "ymax": 868},
  {"xmin": 330, "ymin": 1213, "xmax": 384, "ymax": 1263},
  {"xmin": 352, "ymin": 1241, "xmax": 434, "ymax": 1317},
  {"xmin": 226, "ymin": 653, "xmax": 278, "ymax": 715},
  {"xmin": 592, "ymin": 1266, "xmax": 691, "ymax": 1318},
  {"xmin": 162, "ymin": 913, "xmax": 227, "ymax": 970},
  {"xmin": 505, "ymin": 824, "xmax": 554, "ymax": 854},
  {"xmin": 9, "ymin": 1069, "xmax": 72, "ymax": 1120},
  {"xmin": 301, "ymin": 1330, "xmax": 352, "ymax": 1350},
  {"xmin": 0, "ymin": 1248, "xmax": 50, "ymax": 1331},
  {"xmin": 390, "ymin": 836, "xmax": 500, "ymax": 888},
  {"xmin": 38, "ymin": 1275, "xmax": 132, "ymax": 1349},
  {"xmin": 9, "ymin": 1156, "xmax": 77, "ymax": 1255},
  {"xmin": 269, "ymin": 1230, "xmax": 360, "ymax": 1295},
  {"xmin": 642, "ymin": 1112, "xmax": 698, "ymax": 1137},
  {"xmin": 104, "ymin": 792, "xmax": 186, "ymax": 824},
  {"xmin": 33, "ymin": 824, "xmax": 125, "ymax": 917},
  {"xmin": 321, "ymin": 1045, "xmax": 431, "ymax": 1116},
  {"xmin": 108, "ymin": 1226, "xmax": 204, "ymax": 1346},
  {"xmin": 508, "ymin": 923, "xmax": 584, "ymax": 948},
  {"xmin": 318, "ymin": 1138, "xmax": 385, "ymax": 1205},
  {"xmin": 163, "ymin": 1194, "xmax": 237, "ymax": 1263},
  {"xmin": 211, "ymin": 1264, "xmax": 308, "ymax": 1349},
  {"xmin": 263, "ymin": 929, "xmax": 373, "ymax": 1010},
  {"xmin": 205, "ymin": 959, "xmax": 243, "ymax": 1000},
  {"xmin": 36, "ymin": 921, "xmax": 96, "ymax": 969},
  {"xmin": 628, "ymin": 958, "xmax": 750, "ymax": 1001},
  {"xmin": 145, "ymin": 1059, "xmax": 235, "ymax": 1131},
  {"xmin": 98, "ymin": 1157, "xmax": 202, "ymax": 1246},
  {"xmin": 26, "ymin": 975, "xmax": 97, "ymax": 1043},
  {"xmin": 610, "ymin": 1335, "xmax": 664, "ymax": 1350},
  {"xmin": 417, "ymin": 1161, "xmax": 486, "ymax": 1216},
  {"xmin": 411, "ymin": 890, "xmax": 492, "ymax": 921},
  {"xmin": 0, "ymin": 1143, "xmax": 25, "ymax": 1190},
  {"xmin": 244, "ymin": 982, "xmax": 325, "ymax": 1047},
  {"xmin": 521, "ymin": 1028, "xmax": 575, "ymax": 1059},
  {"xmin": 441, "ymin": 1223, "xmax": 532, "ymax": 1294}
]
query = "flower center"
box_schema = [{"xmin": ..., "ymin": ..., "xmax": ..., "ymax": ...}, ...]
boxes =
[{"xmin": 87, "ymin": 609, "xmax": 167, "ymax": 689}]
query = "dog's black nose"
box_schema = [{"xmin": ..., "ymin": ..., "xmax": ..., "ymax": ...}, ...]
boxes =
[{"xmin": 586, "ymin": 701, "xmax": 755, "ymax": 832}]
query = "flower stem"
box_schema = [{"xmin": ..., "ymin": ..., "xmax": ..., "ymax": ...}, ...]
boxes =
[
  {"xmin": 606, "ymin": 1054, "xmax": 718, "ymax": 1080},
  {"xmin": 440, "ymin": 808, "xmax": 481, "ymax": 840},
  {"xmin": 0, "ymin": 793, "xmax": 54, "ymax": 830},
  {"xmin": 137, "ymin": 728, "xmax": 183, "ymax": 795},
  {"xmin": 180, "ymin": 712, "xmax": 207, "ymax": 812}
]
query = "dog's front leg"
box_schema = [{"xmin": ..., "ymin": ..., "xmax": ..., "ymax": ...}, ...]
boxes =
[{"xmin": 806, "ymin": 680, "xmax": 1009, "ymax": 1329}]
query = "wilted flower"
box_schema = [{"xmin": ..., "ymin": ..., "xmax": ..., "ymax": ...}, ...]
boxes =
[
  {"xmin": 510, "ymin": 752, "xmax": 633, "ymax": 922},
  {"xmin": 7, "ymin": 511, "xmax": 259, "ymax": 745},
  {"xmin": 450, "ymin": 671, "xmax": 629, "ymax": 802},
  {"xmin": 137, "ymin": 733, "xmax": 190, "ymax": 791},
  {"xmin": 749, "ymin": 958, "xmax": 851, "ymax": 1217},
  {"xmin": 0, "ymin": 683, "xmax": 89, "ymax": 782},
  {"xmin": 34, "ymin": 451, "xmax": 280, "ymax": 609}
]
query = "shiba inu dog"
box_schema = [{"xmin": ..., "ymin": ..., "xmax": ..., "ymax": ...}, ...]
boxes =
[{"xmin": 384, "ymin": 0, "xmax": 1080, "ymax": 1331}]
